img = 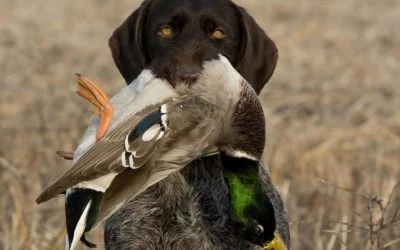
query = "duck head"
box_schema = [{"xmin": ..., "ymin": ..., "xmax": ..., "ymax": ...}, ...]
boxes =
[
  {"xmin": 222, "ymin": 155, "xmax": 287, "ymax": 250},
  {"xmin": 191, "ymin": 55, "xmax": 286, "ymax": 249}
]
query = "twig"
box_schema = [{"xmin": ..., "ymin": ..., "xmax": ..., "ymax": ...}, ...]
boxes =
[
  {"xmin": 318, "ymin": 179, "xmax": 369, "ymax": 200},
  {"xmin": 0, "ymin": 156, "xmax": 20, "ymax": 177},
  {"xmin": 383, "ymin": 238, "xmax": 400, "ymax": 249},
  {"xmin": 341, "ymin": 215, "xmax": 348, "ymax": 250},
  {"xmin": 326, "ymin": 224, "xmax": 341, "ymax": 250}
]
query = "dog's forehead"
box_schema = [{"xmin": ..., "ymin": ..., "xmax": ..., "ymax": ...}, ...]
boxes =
[
  {"xmin": 151, "ymin": 0, "xmax": 230, "ymax": 6},
  {"xmin": 149, "ymin": 0, "xmax": 233, "ymax": 17}
]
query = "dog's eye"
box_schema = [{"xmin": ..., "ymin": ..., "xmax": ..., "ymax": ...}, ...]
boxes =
[
  {"xmin": 159, "ymin": 25, "xmax": 173, "ymax": 38},
  {"xmin": 210, "ymin": 28, "xmax": 225, "ymax": 39}
]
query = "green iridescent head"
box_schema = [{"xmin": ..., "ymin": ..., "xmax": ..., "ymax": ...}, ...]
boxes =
[{"xmin": 221, "ymin": 155, "xmax": 287, "ymax": 249}]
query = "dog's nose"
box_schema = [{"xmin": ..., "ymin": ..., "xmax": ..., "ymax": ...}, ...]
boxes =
[{"xmin": 176, "ymin": 68, "xmax": 199, "ymax": 84}]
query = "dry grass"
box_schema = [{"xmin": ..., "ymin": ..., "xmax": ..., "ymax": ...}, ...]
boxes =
[{"xmin": 1, "ymin": 0, "xmax": 399, "ymax": 249}]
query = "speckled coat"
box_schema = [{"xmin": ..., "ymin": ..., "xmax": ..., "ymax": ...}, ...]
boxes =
[{"xmin": 105, "ymin": 155, "xmax": 290, "ymax": 250}]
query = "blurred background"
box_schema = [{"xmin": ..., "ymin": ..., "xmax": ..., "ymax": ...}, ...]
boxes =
[{"xmin": 1, "ymin": 0, "xmax": 399, "ymax": 249}]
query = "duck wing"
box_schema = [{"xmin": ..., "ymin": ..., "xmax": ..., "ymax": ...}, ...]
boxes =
[
  {"xmin": 92, "ymin": 120, "xmax": 218, "ymax": 228},
  {"xmin": 35, "ymin": 104, "xmax": 164, "ymax": 204}
]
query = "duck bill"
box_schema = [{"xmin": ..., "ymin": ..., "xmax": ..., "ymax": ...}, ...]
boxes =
[{"xmin": 263, "ymin": 232, "xmax": 287, "ymax": 250}]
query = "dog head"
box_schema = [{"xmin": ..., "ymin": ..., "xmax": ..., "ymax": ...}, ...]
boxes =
[{"xmin": 109, "ymin": 0, "xmax": 278, "ymax": 94}]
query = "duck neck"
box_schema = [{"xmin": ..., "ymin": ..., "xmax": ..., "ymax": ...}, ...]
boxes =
[{"xmin": 221, "ymin": 154, "xmax": 276, "ymax": 244}]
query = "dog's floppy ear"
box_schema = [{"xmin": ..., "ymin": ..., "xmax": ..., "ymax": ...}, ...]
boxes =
[
  {"xmin": 109, "ymin": 1, "xmax": 152, "ymax": 84},
  {"xmin": 232, "ymin": 4, "xmax": 278, "ymax": 94}
]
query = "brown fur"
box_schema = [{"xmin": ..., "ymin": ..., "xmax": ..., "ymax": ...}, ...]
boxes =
[{"xmin": 108, "ymin": 0, "xmax": 278, "ymax": 93}]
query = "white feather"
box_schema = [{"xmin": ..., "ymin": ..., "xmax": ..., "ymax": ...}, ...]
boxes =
[
  {"xmin": 121, "ymin": 152, "xmax": 129, "ymax": 168},
  {"xmin": 124, "ymin": 134, "xmax": 130, "ymax": 152},
  {"xmin": 225, "ymin": 149, "xmax": 258, "ymax": 161},
  {"xmin": 65, "ymin": 236, "xmax": 69, "ymax": 250},
  {"xmin": 133, "ymin": 69, "xmax": 155, "ymax": 93},
  {"xmin": 161, "ymin": 114, "xmax": 168, "ymax": 129},
  {"xmin": 160, "ymin": 104, "xmax": 167, "ymax": 114},
  {"xmin": 69, "ymin": 200, "xmax": 92, "ymax": 250},
  {"xmin": 75, "ymin": 173, "xmax": 118, "ymax": 192},
  {"xmin": 192, "ymin": 54, "xmax": 243, "ymax": 109},
  {"xmin": 142, "ymin": 124, "xmax": 160, "ymax": 141},
  {"xmin": 128, "ymin": 154, "xmax": 135, "ymax": 169},
  {"xmin": 156, "ymin": 130, "xmax": 164, "ymax": 141}
]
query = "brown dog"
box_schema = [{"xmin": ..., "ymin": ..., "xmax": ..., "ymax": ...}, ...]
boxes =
[
  {"xmin": 109, "ymin": 0, "xmax": 278, "ymax": 94},
  {"xmin": 105, "ymin": 1, "xmax": 289, "ymax": 249}
]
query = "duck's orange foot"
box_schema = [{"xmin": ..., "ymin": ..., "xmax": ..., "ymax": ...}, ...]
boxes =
[{"xmin": 76, "ymin": 74, "xmax": 113, "ymax": 141}]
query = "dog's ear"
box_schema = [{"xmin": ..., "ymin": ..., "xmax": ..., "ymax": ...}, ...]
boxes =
[
  {"xmin": 109, "ymin": 1, "xmax": 152, "ymax": 84},
  {"xmin": 231, "ymin": 4, "xmax": 278, "ymax": 94}
]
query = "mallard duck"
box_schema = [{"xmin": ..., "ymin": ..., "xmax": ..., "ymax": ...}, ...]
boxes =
[{"xmin": 36, "ymin": 55, "xmax": 287, "ymax": 249}]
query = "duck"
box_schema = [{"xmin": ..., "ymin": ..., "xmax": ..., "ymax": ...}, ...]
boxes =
[{"xmin": 36, "ymin": 55, "xmax": 289, "ymax": 250}]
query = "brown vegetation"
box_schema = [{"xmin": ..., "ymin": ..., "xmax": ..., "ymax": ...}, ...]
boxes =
[{"xmin": 1, "ymin": 0, "xmax": 399, "ymax": 249}]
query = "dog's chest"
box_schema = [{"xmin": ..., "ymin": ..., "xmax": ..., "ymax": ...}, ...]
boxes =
[{"xmin": 104, "ymin": 156, "xmax": 255, "ymax": 250}]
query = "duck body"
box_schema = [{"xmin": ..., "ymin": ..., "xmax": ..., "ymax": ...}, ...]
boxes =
[
  {"xmin": 37, "ymin": 55, "xmax": 285, "ymax": 249},
  {"xmin": 103, "ymin": 56, "xmax": 290, "ymax": 249}
]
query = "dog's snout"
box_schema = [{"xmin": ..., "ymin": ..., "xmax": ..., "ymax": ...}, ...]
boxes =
[{"xmin": 176, "ymin": 68, "xmax": 200, "ymax": 84}]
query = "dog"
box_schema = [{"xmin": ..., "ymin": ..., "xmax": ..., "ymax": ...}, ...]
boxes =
[
  {"xmin": 109, "ymin": 0, "xmax": 278, "ymax": 94},
  {"xmin": 105, "ymin": 0, "xmax": 289, "ymax": 249}
]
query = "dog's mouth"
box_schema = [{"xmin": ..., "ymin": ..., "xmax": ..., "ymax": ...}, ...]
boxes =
[
  {"xmin": 150, "ymin": 63, "xmax": 201, "ymax": 87},
  {"xmin": 168, "ymin": 66, "xmax": 201, "ymax": 87},
  {"xmin": 175, "ymin": 72, "xmax": 200, "ymax": 86}
]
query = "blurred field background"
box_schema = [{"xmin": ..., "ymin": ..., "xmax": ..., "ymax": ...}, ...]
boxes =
[{"xmin": 1, "ymin": 0, "xmax": 399, "ymax": 249}]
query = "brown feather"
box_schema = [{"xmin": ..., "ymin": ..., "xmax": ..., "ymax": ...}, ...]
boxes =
[{"xmin": 35, "ymin": 104, "xmax": 165, "ymax": 204}]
